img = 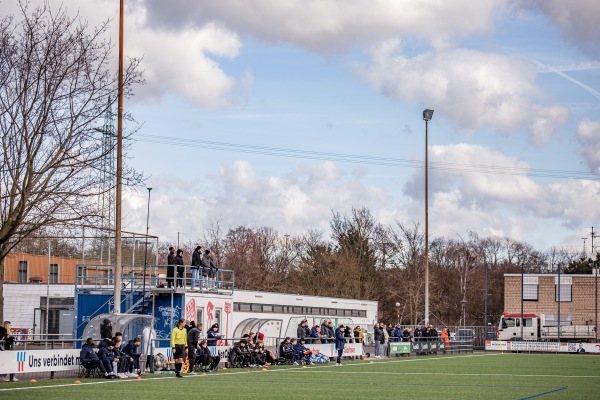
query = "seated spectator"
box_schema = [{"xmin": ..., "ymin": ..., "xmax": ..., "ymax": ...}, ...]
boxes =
[
  {"xmin": 279, "ymin": 337, "xmax": 294, "ymax": 363},
  {"xmin": 196, "ymin": 340, "xmax": 220, "ymax": 372},
  {"xmin": 121, "ymin": 337, "xmax": 142, "ymax": 375},
  {"xmin": 112, "ymin": 336, "xmax": 132, "ymax": 377},
  {"xmin": 80, "ymin": 338, "xmax": 114, "ymax": 378},
  {"xmin": 248, "ymin": 339, "xmax": 268, "ymax": 367},
  {"xmin": 256, "ymin": 340, "xmax": 275, "ymax": 365},
  {"xmin": 97, "ymin": 340, "xmax": 119, "ymax": 378},
  {"xmin": 228, "ymin": 340, "xmax": 250, "ymax": 367},
  {"xmin": 293, "ymin": 338, "xmax": 313, "ymax": 365},
  {"xmin": 354, "ymin": 326, "xmax": 364, "ymax": 343}
]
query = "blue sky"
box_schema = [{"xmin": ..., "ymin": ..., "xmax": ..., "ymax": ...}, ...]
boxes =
[{"xmin": 5, "ymin": 1, "xmax": 600, "ymax": 253}]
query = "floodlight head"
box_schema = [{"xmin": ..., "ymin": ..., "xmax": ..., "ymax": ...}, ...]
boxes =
[
  {"xmin": 147, "ymin": 187, "xmax": 152, "ymax": 191},
  {"xmin": 423, "ymin": 109, "xmax": 434, "ymax": 121}
]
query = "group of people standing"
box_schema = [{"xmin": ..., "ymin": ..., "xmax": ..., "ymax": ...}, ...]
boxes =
[
  {"xmin": 166, "ymin": 246, "xmax": 218, "ymax": 290},
  {"xmin": 295, "ymin": 319, "xmax": 365, "ymax": 345},
  {"xmin": 171, "ymin": 318, "xmax": 221, "ymax": 378}
]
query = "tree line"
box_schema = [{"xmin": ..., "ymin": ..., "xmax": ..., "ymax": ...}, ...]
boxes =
[{"xmin": 166, "ymin": 207, "xmax": 597, "ymax": 327}]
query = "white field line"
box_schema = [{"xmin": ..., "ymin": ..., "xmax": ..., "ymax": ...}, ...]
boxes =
[{"xmin": 1, "ymin": 352, "xmax": 595, "ymax": 392}]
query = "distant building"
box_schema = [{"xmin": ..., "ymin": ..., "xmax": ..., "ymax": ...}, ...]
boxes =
[{"xmin": 504, "ymin": 273, "xmax": 600, "ymax": 328}]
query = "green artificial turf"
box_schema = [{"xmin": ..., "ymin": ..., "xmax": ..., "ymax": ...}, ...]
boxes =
[{"xmin": 1, "ymin": 353, "xmax": 599, "ymax": 399}]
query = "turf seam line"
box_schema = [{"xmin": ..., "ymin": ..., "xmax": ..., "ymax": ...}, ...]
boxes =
[{"xmin": 519, "ymin": 387, "xmax": 567, "ymax": 399}]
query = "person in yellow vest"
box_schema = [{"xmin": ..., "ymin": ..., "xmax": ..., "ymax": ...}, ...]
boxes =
[{"xmin": 171, "ymin": 318, "xmax": 188, "ymax": 378}]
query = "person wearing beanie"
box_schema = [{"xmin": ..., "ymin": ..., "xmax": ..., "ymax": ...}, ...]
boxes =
[{"xmin": 100, "ymin": 318, "xmax": 113, "ymax": 340}]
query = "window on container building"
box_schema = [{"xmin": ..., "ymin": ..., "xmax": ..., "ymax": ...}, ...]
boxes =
[
  {"xmin": 18, "ymin": 261, "xmax": 28, "ymax": 283},
  {"xmin": 49, "ymin": 264, "xmax": 59, "ymax": 284}
]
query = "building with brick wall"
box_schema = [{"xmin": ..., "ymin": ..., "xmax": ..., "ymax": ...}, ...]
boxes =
[{"xmin": 504, "ymin": 273, "xmax": 599, "ymax": 337}]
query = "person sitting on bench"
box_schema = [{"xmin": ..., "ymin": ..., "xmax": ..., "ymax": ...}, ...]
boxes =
[{"xmin": 80, "ymin": 338, "xmax": 114, "ymax": 379}]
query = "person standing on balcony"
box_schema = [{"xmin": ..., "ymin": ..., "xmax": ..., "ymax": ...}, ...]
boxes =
[
  {"xmin": 167, "ymin": 247, "xmax": 176, "ymax": 288},
  {"xmin": 190, "ymin": 246, "xmax": 202, "ymax": 291},
  {"xmin": 175, "ymin": 249, "xmax": 185, "ymax": 288}
]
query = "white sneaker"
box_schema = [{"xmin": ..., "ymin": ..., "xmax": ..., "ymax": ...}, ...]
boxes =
[
  {"xmin": 10, "ymin": 378, "xmax": 18, "ymax": 382},
  {"xmin": 293, "ymin": 362, "xmax": 299, "ymax": 366},
  {"xmin": 188, "ymin": 371, "xmax": 196, "ymax": 375},
  {"xmin": 335, "ymin": 363, "xmax": 342, "ymax": 366}
]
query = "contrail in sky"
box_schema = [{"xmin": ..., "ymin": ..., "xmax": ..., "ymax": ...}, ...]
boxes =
[{"xmin": 525, "ymin": 57, "xmax": 600, "ymax": 100}]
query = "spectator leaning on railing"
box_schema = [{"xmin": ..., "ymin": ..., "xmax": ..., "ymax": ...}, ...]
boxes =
[{"xmin": 1, "ymin": 321, "xmax": 17, "ymax": 382}]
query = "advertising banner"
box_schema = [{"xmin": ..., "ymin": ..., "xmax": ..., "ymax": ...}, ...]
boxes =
[
  {"xmin": 389, "ymin": 342, "xmax": 412, "ymax": 355},
  {"xmin": 485, "ymin": 340, "xmax": 600, "ymax": 354},
  {"xmin": 0, "ymin": 349, "xmax": 80, "ymax": 374}
]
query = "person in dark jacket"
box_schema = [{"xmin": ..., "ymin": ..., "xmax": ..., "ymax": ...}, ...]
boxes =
[
  {"xmin": 393, "ymin": 324, "xmax": 403, "ymax": 343},
  {"xmin": 100, "ymin": 318, "xmax": 112, "ymax": 340},
  {"xmin": 335, "ymin": 325, "xmax": 346, "ymax": 366},
  {"xmin": 112, "ymin": 336, "xmax": 131, "ymax": 377},
  {"xmin": 80, "ymin": 338, "xmax": 114, "ymax": 378},
  {"xmin": 121, "ymin": 337, "xmax": 141, "ymax": 374},
  {"xmin": 187, "ymin": 322, "xmax": 201, "ymax": 374},
  {"xmin": 374, "ymin": 323, "xmax": 384, "ymax": 358},
  {"xmin": 197, "ymin": 340, "xmax": 220, "ymax": 371},
  {"xmin": 167, "ymin": 247, "xmax": 176, "ymax": 288},
  {"xmin": 344, "ymin": 325, "xmax": 354, "ymax": 343},
  {"xmin": 175, "ymin": 249, "xmax": 185, "ymax": 288},
  {"xmin": 228, "ymin": 340, "xmax": 250, "ymax": 367},
  {"xmin": 97, "ymin": 340, "xmax": 118, "ymax": 378},
  {"xmin": 202, "ymin": 250, "xmax": 218, "ymax": 290},
  {"xmin": 319, "ymin": 321, "xmax": 330, "ymax": 343},
  {"xmin": 310, "ymin": 325, "xmax": 321, "ymax": 344},
  {"xmin": 190, "ymin": 246, "xmax": 202, "ymax": 290},
  {"xmin": 279, "ymin": 337, "xmax": 294, "ymax": 363},
  {"xmin": 207, "ymin": 324, "xmax": 221, "ymax": 347},
  {"xmin": 297, "ymin": 320, "xmax": 308, "ymax": 341},
  {"xmin": 294, "ymin": 338, "xmax": 313, "ymax": 365}
]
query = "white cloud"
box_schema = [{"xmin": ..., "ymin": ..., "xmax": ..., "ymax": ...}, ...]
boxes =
[
  {"xmin": 402, "ymin": 143, "xmax": 600, "ymax": 239},
  {"xmin": 142, "ymin": 0, "xmax": 506, "ymax": 53},
  {"xmin": 577, "ymin": 118, "xmax": 600, "ymax": 175},
  {"xmin": 3, "ymin": 0, "xmax": 242, "ymax": 107},
  {"xmin": 521, "ymin": 0, "xmax": 600, "ymax": 59},
  {"xmin": 123, "ymin": 161, "xmax": 388, "ymax": 241},
  {"xmin": 125, "ymin": 9, "xmax": 241, "ymax": 107},
  {"xmin": 356, "ymin": 43, "xmax": 569, "ymax": 144}
]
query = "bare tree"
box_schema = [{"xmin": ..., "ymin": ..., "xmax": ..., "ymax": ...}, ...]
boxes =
[{"xmin": 0, "ymin": 2, "xmax": 142, "ymax": 320}]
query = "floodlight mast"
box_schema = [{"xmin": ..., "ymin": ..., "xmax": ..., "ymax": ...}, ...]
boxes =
[{"xmin": 423, "ymin": 109, "xmax": 434, "ymax": 326}]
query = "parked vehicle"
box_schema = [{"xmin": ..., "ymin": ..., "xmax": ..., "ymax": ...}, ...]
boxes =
[{"xmin": 497, "ymin": 313, "xmax": 596, "ymax": 342}]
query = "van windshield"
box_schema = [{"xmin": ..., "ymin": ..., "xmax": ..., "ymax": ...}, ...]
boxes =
[{"xmin": 502, "ymin": 317, "xmax": 516, "ymax": 328}]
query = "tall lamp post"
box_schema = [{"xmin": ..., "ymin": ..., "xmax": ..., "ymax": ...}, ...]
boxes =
[
  {"xmin": 423, "ymin": 109, "xmax": 434, "ymax": 325},
  {"xmin": 114, "ymin": 0, "xmax": 125, "ymax": 315},
  {"xmin": 142, "ymin": 187, "xmax": 152, "ymax": 296},
  {"xmin": 395, "ymin": 302, "xmax": 401, "ymax": 325}
]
